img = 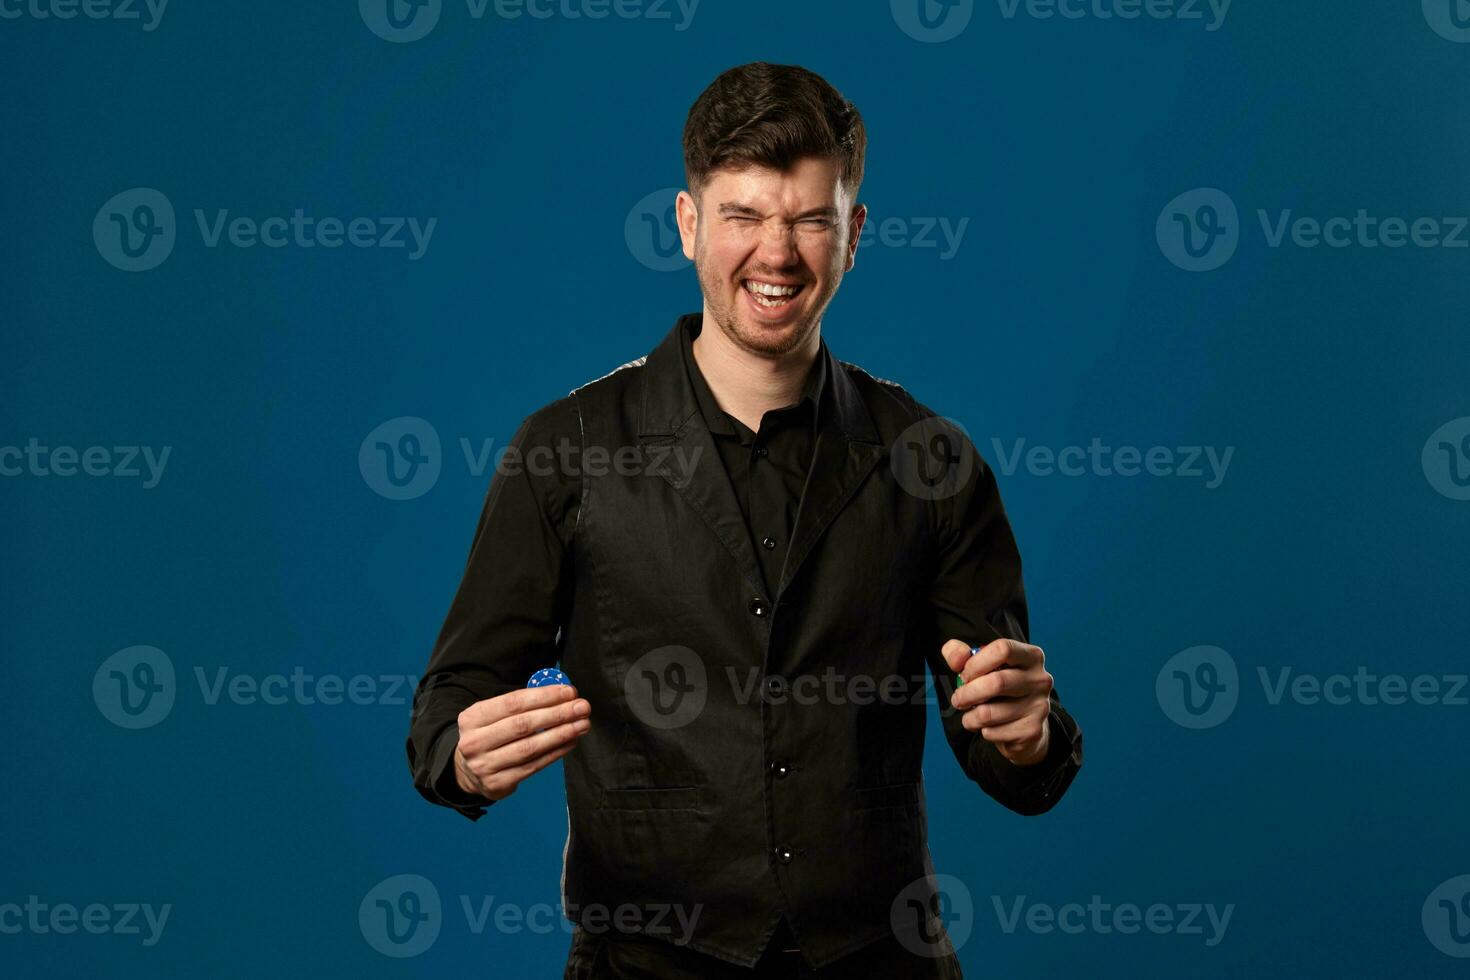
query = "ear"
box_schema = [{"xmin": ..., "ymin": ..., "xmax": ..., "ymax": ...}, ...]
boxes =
[
  {"xmin": 845, "ymin": 202, "xmax": 867, "ymax": 272},
  {"xmin": 676, "ymin": 189, "xmax": 698, "ymax": 261}
]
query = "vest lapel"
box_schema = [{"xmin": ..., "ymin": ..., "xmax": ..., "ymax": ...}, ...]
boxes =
[
  {"xmin": 636, "ymin": 314, "xmax": 887, "ymax": 604},
  {"xmin": 638, "ymin": 316, "xmax": 767, "ymax": 598},
  {"xmin": 776, "ymin": 351, "xmax": 885, "ymax": 600}
]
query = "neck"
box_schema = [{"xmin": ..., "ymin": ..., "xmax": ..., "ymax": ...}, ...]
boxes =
[{"xmin": 691, "ymin": 309, "xmax": 820, "ymax": 433}]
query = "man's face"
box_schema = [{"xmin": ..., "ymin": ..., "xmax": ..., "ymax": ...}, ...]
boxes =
[{"xmin": 676, "ymin": 156, "xmax": 866, "ymax": 358}]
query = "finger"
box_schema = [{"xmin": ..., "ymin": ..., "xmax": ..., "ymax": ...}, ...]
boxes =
[
  {"xmin": 958, "ymin": 640, "xmax": 1015, "ymax": 683},
  {"xmin": 940, "ymin": 639, "xmax": 974, "ymax": 674},
  {"xmin": 483, "ymin": 718, "xmax": 590, "ymax": 771},
  {"xmin": 979, "ymin": 714, "xmax": 1046, "ymax": 745},
  {"xmin": 460, "ymin": 684, "xmax": 578, "ymax": 730},
  {"xmin": 477, "ymin": 739, "xmax": 581, "ymax": 801},
  {"xmin": 494, "ymin": 735, "xmax": 583, "ymax": 788},
  {"xmin": 476, "ymin": 698, "xmax": 591, "ymax": 753},
  {"xmin": 965, "ymin": 639, "xmax": 1043, "ymax": 681},
  {"xmin": 952, "ymin": 667, "xmax": 1030, "ymax": 708},
  {"xmin": 959, "ymin": 697, "xmax": 1032, "ymax": 731}
]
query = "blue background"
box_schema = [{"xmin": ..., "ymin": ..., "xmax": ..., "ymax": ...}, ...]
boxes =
[{"xmin": 3, "ymin": 0, "xmax": 1468, "ymax": 975}]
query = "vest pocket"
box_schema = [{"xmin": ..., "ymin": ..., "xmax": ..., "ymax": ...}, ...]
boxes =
[
  {"xmin": 597, "ymin": 786, "xmax": 702, "ymax": 811},
  {"xmin": 577, "ymin": 787, "xmax": 714, "ymax": 909},
  {"xmin": 845, "ymin": 783, "xmax": 924, "ymax": 913}
]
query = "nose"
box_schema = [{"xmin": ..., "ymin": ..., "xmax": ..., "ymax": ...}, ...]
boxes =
[{"xmin": 753, "ymin": 219, "xmax": 800, "ymax": 270}]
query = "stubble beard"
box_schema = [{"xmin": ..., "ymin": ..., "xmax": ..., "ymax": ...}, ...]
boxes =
[{"xmin": 693, "ymin": 239, "xmax": 837, "ymax": 359}]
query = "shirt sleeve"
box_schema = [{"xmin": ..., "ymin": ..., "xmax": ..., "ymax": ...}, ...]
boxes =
[
  {"xmin": 405, "ymin": 396, "xmax": 582, "ymax": 821},
  {"xmin": 919, "ymin": 410, "xmax": 1084, "ymax": 816}
]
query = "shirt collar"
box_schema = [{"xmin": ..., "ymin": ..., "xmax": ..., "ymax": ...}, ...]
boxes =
[{"xmin": 680, "ymin": 314, "xmax": 827, "ymax": 437}]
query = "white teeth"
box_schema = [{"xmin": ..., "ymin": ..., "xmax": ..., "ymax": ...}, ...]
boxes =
[{"xmin": 744, "ymin": 279, "xmax": 800, "ymax": 297}]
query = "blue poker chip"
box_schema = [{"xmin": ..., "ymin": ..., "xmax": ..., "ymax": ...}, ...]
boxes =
[{"xmin": 527, "ymin": 667, "xmax": 571, "ymax": 688}]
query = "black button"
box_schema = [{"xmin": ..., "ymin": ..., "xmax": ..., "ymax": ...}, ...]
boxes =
[
  {"xmin": 765, "ymin": 676, "xmax": 785, "ymax": 698},
  {"xmin": 761, "ymin": 535, "xmax": 777, "ymax": 550},
  {"xmin": 754, "ymin": 446, "xmax": 769, "ymax": 458},
  {"xmin": 775, "ymin": 847, "xmax": 794, "ymax": 865},
  {"xmin": 748, "ymin": 597, "xmax": 768, "ymax": 617},
  {"xmin": 770, "ymin": 761, "xmax": 790, "ymax": 779}
]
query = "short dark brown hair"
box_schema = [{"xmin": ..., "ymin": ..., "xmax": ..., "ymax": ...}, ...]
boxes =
[{"xmin": 682, "ymin": 62, "xmax": 866, "ymax": 201}]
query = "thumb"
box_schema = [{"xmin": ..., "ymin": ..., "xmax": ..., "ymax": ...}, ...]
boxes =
[{"xmin": 940, "ymin": 639, "xmax": 977, "ymax": 676}]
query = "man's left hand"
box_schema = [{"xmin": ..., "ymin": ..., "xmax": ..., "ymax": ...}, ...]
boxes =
[{"xmin": 941, "ymin": 638, "xmax": 1053, "ymax": 766}]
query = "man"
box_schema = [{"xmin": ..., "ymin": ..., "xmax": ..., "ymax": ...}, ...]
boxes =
[{"xmin": 407, "ymin": 61, "xmax": 1083, "ymax": 978}]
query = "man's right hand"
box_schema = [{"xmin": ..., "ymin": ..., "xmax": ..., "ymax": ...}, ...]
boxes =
[{"xmin": 452, "ymin": 685, "xmax": 592, "ymax": 801}]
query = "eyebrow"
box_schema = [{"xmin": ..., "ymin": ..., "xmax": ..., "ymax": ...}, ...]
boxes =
[{"xmin": 717, "ymin": 203, "xmax": 839, "ymax": 220}]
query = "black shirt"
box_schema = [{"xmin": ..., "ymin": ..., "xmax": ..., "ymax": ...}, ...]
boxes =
[{"xmin": 679, "ymin": 318, "xmax": 827, "ymax": 598}]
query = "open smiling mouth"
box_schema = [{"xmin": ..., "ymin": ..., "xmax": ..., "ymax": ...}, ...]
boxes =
[{"xmin": 742, "ymin": 278, "xmax": 807, "ymax": 310}]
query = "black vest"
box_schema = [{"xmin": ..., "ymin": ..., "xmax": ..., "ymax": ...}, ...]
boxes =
[{"xmin": 556, "ymin": 314, "xmax": 970, "ymax": 968}]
